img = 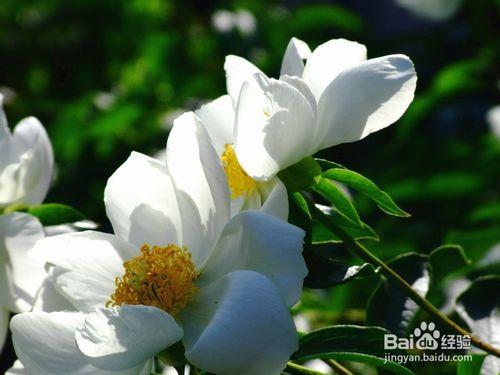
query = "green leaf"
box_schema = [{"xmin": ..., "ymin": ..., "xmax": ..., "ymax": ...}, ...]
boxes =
[
  {"xmin": 317, "ymin": 353, "xmax": 414, "ymax": 375},
  {"xmin": 313, "ymin": 177, "xmax": 362, "ymax": 226},
  {"xmin": 289, "ymin": 192, "xmax": 312, "ymax": 250},
  {"xmin": 428, "ymin": 245, "xmax": 469, "ymax": 285},
  {"xmin": 295, "ymin": 325, "xmax": 391, "ymax": 359},
  {"xmin": 456, "ymin": 354, "xmax": 486, "ymax": 375},
  {"xmin": 294, "ymin": 325, "xmax": 413, "ymax": 375},
  {"xmin": 311, "ymin": 203, "xmax": 378, "ymax": 244},
  {"xmin": 278, "ymin": 157, "xmax": 322, "ymax": 192},
  {"xmin": 26, "ymin": 204, "xmax": 87, "ymax": 226},
  {"xmin": 312, "ymin": 219, "xmax": 378, "ymax": 244},
  {"xmin": 315, "ymin": 158, "xmax": 346, "ymax": 171},
  {"xmin": 304, "ymin": 250, "xmax": 376, "ymax": 288},
  {"xmin": 322, "ymin": 168, "xmax": 410, "ymax": 217}
]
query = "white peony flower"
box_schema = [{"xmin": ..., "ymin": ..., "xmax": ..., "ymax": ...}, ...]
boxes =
[
  {"xmin": 175, "ymin": 106, "xmax": 289, "ymax": 220},
  {"xmin": 10, "ymin": 112, "xmax": 307, "ymax": 375},
  {"xmin": 0, "ymin": 94, "xmax": 53, "ymax": 208},
  {"xmin": 215, "ymin": 37, "xmax": 416, "ymax": 182},
  {"xmin": 0, "ymin": 213, "xmax": 48, "ymax": 353},
  {"xmin": 0, "ymin": 212, "xmax": 95, "ymax": 356}
]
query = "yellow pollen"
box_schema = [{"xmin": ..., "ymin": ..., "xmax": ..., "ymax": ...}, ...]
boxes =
[
  {"xmin": 221, "ymin": 144, "xmax": 256, "ymax": 199},
  {"xmin": 107, "ymin": 244, "xmax": 198, "ymax": 315}
]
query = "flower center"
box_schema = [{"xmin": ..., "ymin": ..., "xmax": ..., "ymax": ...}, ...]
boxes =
[
  {"xmin": 221, "ymin": 144, "xmax": 256, "ymax": 199},
  {"xmin": 107, "ymin": 244, "xmax": 198, "ymax": 315}
]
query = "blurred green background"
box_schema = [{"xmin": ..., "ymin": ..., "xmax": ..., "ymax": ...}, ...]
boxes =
[{"xmin": 1, "ymin": 0, "xmax": 499, "ymax": 373}]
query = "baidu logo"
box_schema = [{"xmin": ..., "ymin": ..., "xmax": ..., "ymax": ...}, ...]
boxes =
[{"xmin": 384, "ymin": 321, "xmax": 469, "ymax": 351}]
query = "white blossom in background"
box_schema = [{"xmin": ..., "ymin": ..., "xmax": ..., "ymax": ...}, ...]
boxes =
[
  {"xmin": 394, "ymin": 0, "xmax": 462, "ymax": 21},
  {"xmin": 93, "ymin": 92, "xmax": 116, "ymax": 111},
  {"xmin": 0, "ymin": 94, "xmax": 53, "ymax": 208},
  {"xmin": 10, "ymin": 112, "xmax": 307, "ymax": 375},
  {"xmin": 203, "ymin": 37, "xmax": 416, "ymax": 185},
  {"xmin": 486, "ymin": 105, "xmax": 500, "ymax": 139},
  {"xmin": 212, "ymin": 9, "xmax": 257, "ymax": 36}
]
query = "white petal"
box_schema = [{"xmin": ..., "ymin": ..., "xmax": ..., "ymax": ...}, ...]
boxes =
[
  {"xmin": 315, "ymin": 54, "xmax": 417, "ymax": 150},
  {"xmin": 280, "ymin": 37, "xmax": 311, "ymax": 77},
  {"xmin": 29, "ymin": 231, "xmax": 136, "ymax": 311},
  {"xmin": 11, "ymin": 311, "xmax": 150, "ymax": 374},
  {"xmin": 224, "ymin": 55, "xmax": 263, "ymax": 105},
  {"xmin": 167, "ymin": 112, "xmax": 230, "ymax": 266},
  {"xmin": 104, "ymin": 151, "xmax": 183, "ymax": 247},
  {"xmin": 195, "ymin": 95, "xmax": 236, "ymax": 155},
  {"xmin": 75, "ymin": 305, "xmax": 183, "ymax": 371},
  {"xmin": 32, "ymin": 278, "xmax": 75, "ymax": 312},
  {"xmin": 5, "ymin": 360, "xmax": 26, "ymax": 375},
  {"xmin": 229, "ymin": 188, "xmax": 261, "ymax": 217},
  {"xmin": 0, "ymin": 117, "xmax": 53, "ymax": 206},
  {"xmin": 302, "ymin": 38, "xmax": 367, "ymax": 101},
  {"xmin": 0, "ymin": 213, "xmax": 46, "ymax": 312},
  {"xmin": 234, "ymin": 74, "xmax": 316, "ymax": 180},
  {"xmin": 182, "ymin": 270, "xmax": 297, "ymax": 375},
  {"xmin": 11, "ymin": 117, "xmax": 54, "ymax": 205},
  {"xmin": 280, "ymin": 75, "xmax": 317, "ymax": 115},
  {"xmin": 200, "ymin": 211, "xmax": 306, "ymax": 306},
  {"xmin": 258, "ymin": 178, "xmax": 289, "ymax": 221}
]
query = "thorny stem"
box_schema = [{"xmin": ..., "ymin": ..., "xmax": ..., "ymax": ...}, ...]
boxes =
[{"xmin": 307, "ymin": 198, "xmax": 500, "ymax": 358}]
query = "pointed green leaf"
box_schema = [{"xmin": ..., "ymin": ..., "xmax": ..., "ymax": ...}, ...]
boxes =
[
  {"xmin": 323, "ymin": 168, "xmax": 410, "ymax": 217},
  {"xmin": 428, "ymin": 244, "xmax": 469, "ymax": 285},
  {"xmin": 311, "ymin": 203, "xmax": 378, "ymax": 243},
  {"xmin": 313, "ymin": 177, "xmax": 362, "ymax": 226},
  {"xmin": 315, "ymin": 158, "xmax": 346, "ymax": 171},
  {"xmin": 294, "ymin": 325, "xmax": 414, "ymax": 375},
  {"xmin": 304, "ymin": 251, "xmax": 376, "ymax": 288},
  {"xmin": 26, "ymin": 204, "xmax": 87, "ymax": 226},
  {"xmin": 312, "ymin": 218, "xmax": 378, "ymax": 244}
]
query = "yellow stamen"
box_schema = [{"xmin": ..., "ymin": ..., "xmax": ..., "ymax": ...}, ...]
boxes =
[
  {"xmin": 221, "ymin": 144, "xmax": 256, "ymax": 199},
  {"xmin": 107, "ymin": 244, "xmax": 198, "ymax": 316}
]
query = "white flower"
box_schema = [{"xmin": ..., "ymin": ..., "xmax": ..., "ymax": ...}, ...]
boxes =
[
  {"xmin": 395, "ymin": 0, "xmax": 462, "ymax": 21},
  {"xmin": 0, "ymin": 94, "xmax": 54, "ymax": 208},
  {"xmin": 11, "ymin": 112, "xmax": 307, "ymax": 375},
  {"xmin": 0, "ymin": 212, "xmax": 94, "ymax": 355},
  {"xmin": 217, "ymin": 37, "xmax": 416, "ymax": 181},
  {"xmin": 0, "ymin": 213, "xmax": 49, "ymax": 353},
  {"xmin": 175, "ymin": 106, "xmax": 289, "ymax": 220}
]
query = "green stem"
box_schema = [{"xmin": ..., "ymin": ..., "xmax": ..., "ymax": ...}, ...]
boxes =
[
  {"xmin": 323, "ymin": 359, "xmax": 352, "ymax": 375},
  {"xmin": 307, "ymin": 198, "xmax": 500, "ymax": 358},
  {"xmin": 285, "ymin": 362, "xmax": 325, "ymax": 375}
]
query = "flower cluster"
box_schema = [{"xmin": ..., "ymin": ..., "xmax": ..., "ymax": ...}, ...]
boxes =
[{"xmin": 1, "ymin": 37, "xmax": 416, "ymax": 374}]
